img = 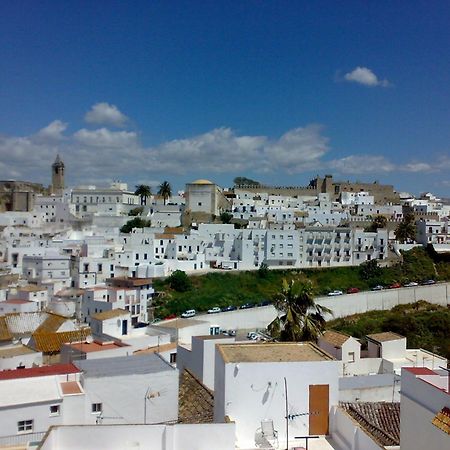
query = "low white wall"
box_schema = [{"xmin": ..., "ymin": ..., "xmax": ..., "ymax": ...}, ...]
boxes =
[
  {"xmin": 330, "ymin": 406, "xmax": 384, "ymax": 450},
  {"xmin": 317, "ymin": 283, "xmax": 449, "ymax": 320},
  {"xmin": 39, "ymin": 423, "xmax": 236, "ymax": 450}
]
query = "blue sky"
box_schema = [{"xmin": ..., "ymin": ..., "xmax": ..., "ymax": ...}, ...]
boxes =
[{"xmin": 0, "ymin": 1, "xmax": 449, "ymax": 195}]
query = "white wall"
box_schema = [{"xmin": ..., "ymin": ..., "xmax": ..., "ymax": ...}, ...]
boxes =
[
  {"xmin": 39, "ymin": 423, "xmax": 236, "ymax": 450},
  {"xmin": 81, "ymin": 370, "xmax": 179, "ymax": 425},
  {"xmin": 214, "ymin": 357, "xmax": 339, "ymax": 448},
  {"xmin": 329, "ymin": 406, "xmax": 386, "ymax": 450}
]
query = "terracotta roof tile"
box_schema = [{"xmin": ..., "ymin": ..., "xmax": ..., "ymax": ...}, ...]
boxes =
[
  {"xmin": 91, "ymin": 309, "xmax": 129, "ymax": 321},
  {"xmin": 321, "ymin": 330, "xmax": 352, "ymax": 348},
  {"xmin": 35, "ymin": 313, "xmax": 67, "ymax": 333},
  {"xmin": 367, "ymin": 332, "xmax": 405, "ymax": 343},
  {"xmin": 0, "ymin": 316, "xmax": 12, "ymax": 341},
  {"xmin": 432, "ymin": 406, "xmax": 450, "ymax": 435},
  {"xmin": 178, "ymin": 369, "xmax": 214, "ymax": 424},
  {"xmin": 341, "ymin": 402, "xmax": 400, "ymax": 446},
  {"xmin": 31, "ymin": 328, "xmax": 91, "ymax": 353}
]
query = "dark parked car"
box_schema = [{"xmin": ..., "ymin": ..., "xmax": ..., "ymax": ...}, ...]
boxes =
[
  {"xmin": 221, "ymin": 305, "xmax": 237, "ymax": 312},
  {"xmin": 421, "ymin": 279, "xmax": 436, "ymax": 285},
  {"xmin": 240, "ymin": 303, "xmax": 255, "ymax": 309},
  {"xmin": 258, "ymin": 300, "xmax": 271, "ymax": 307}
]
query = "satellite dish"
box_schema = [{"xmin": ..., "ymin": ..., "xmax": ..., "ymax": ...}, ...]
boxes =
[{"xmin": 85, "ymin": 335, "xmax": 94, "ymax": 344}]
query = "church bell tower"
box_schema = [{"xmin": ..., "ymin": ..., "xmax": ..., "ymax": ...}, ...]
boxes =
[{"xmin": 51, "ymin": 154, "xmax": 65, "ymax": 195}]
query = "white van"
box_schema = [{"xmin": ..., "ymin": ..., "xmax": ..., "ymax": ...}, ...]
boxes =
[{"xmin": 181, "ymin": 309, "xmax": 196, "ymax": 318}]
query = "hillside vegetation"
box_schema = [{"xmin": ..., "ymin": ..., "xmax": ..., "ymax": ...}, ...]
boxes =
[
  {"xmin": 328, "ymin": 301, "xmax": 450, "ymax": 360},
  {"xmin": 152, "ymin": 247, "xmax": 449, "ymax": 318}
]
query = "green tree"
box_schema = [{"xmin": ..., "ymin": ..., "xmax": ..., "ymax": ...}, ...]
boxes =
[
  {"xmin": 120, "ymin": 217, "xmax": 151, "ymax": 233},
  {"xmin": 359, "ymin": 259, "xmax": 383, "ymax": 281},
  {"xmin": 395, "ymin": 213, "xmax": 416, "ymax": 243},
  {"xmin": 135, "ymin": 185, "xmax": 152, "ymax": 205},
  {"xmin": 128, "ymin": 206, "xmax": 144, "ymax": 216},
  {"xmin": 365, "ymin": 215, "xmax": 387, "ymax": 232},
  {"xmin": 220, "ymin": 212, "xmax": 233, "ymax": 224},
  {"xmin": 167, "ymin": 270, "xmax": 192, "ymax": 292},
  {"xmin": 268, "ymin": 279, "xmax": 332, "ymax": 342},
  {"xmin": 158, "ymin": 181, "xmax": 172, "ymax": 205}
]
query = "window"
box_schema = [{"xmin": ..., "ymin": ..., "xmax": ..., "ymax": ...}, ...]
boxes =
[
  {"xmin": 170, "ymin": 353, "xmax": 177, "ymax": 363},
  {"xmin": 18, "ymin": 420, "xmax": 33, "ymax": 433},
  {"xmin": 50, "ymin": 405, "xmax": 60, "ymax": 416},
  {"xmin": 348, "ymin": 352, "xmax": 355, "ymax": 363},
  {"xmin": 91, "ymin": 403, "xmax": 102, "ymax": 414}
]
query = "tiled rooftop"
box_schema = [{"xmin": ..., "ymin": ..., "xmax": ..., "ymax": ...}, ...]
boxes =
[
  {"xmin": 178, "ymin": 369, "xmax": 214, "ymax": 424},
  {"xmin": 218, "ymin": 342, "xmax": 334, "ymax": 363},
  {"xmin": 341, "ymin": 402, "xmax": 400, "ymax": 447},
  {"xmin": 0, "ymin": 344, "xmax": 38, "ymax": 358},
  {"xmin": 321, "ymin": 330, "xmax": 352, "ymax": 348},
  {"xmin": 31, "ymin": 327, "xmax": 91, "ymax": 353},
  {"xmin": 35, "ymin": 313, "xmax": 67, "ymax": 333},
  {"xmin": 91, "ymin": 308, "xmax": 129, "ymax": 321},
  {"xmin": 366, "ymin": 332, "xmax": 405, "ymax": 343},
  {"xmin": 432, "ymin": 406, "xmax": 450, "ymax": 435}
]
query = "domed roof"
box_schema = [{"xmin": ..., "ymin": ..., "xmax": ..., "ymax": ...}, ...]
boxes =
[{"xmin": 191, "ymin": 179, "xmax": 214, "ymax": 185}]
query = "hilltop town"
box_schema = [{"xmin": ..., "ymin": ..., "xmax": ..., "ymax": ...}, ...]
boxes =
[{"xmin": 0, "ymin": 156, "xmax": 449, "ymax": 450}]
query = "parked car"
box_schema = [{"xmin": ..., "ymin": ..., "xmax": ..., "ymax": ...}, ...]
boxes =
[
  {"xmin": 240, "ymin": 302, "xmax": 255, "ymax": 309},
  {"xmin": 327, "ymin": 290, "xmax": 343, "ymax": 296},
  {"xmin": 207, "ymin": 307, "xmax": 221, "ymax": 314},
  {"xmin": 181, "ymin": 309, "xmax": 196, "ymax": 318},
  {"xmin": 388, "ymin": 283, "xmax": 401, "ymax": 289},
  {"xmin": 347, "ymin": 287, "xmax": 360, "ymax": 294},
  {"xmin": 421, "ymin": 279, "xmax": 436, "ymax": 285},
  {"xmin": 258, "ymin": 300, "xmax": 271, "ymax": 307},
  {"xmin": 403, "ymin": 281, "xmax": 419, "ymax": 288},
  {"xmin": 371, "ymin": 285, "xmax": 384, "ymax": 291},
  {"xmin": 221, "ymin": 305, "xmax": 237, "ymax": 312}
]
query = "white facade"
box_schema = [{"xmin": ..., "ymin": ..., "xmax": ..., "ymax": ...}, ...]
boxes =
[
  {"xmin": 400, "ymin": 367, "xmax": 450, "ymax": 450},
  {"xmin": 214, "ymin": 342, "xmax": 339, "ymax": 448}
]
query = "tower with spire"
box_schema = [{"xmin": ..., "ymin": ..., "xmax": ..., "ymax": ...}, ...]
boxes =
[{"xmin": 51, "ymin": 154, "xmax": 65, "ymax": 195}]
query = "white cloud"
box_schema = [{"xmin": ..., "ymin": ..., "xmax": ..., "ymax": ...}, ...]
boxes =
[
  {"xmin": 84, "ymin": 102, "xmax": 128, "ymax": 127},
  {"xmin": 35, "ymin": 120, "xmax": 68, "ymax": 141},
  {"xmin": 74, "ymin": 128, "xmax": 138, "ymax": 148},
  {"xmin": 401, "ymin": 162, "xmax": 434, "ymax": 173},
  {"xmin": 0, "ymin": 118, "xmax": 447, "ymax": 189},
  {"xmin": 329, "ymin": 155, "xmax": 395, "ymax": 174},
  {"xmin": 343, "ymin": 67, "xmax": 390, "ymax": 87}
]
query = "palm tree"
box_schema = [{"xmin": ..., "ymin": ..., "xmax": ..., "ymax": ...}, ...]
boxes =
[
  {"xmin": 135, "ymin": 185, "xmax": 152, "ymax": 206},
  {"xmin": 395, "ymin": 213, "xmax": 417, "ymax": 243},
  {"xmin": 158, "ymin": 181, "xmax": 172, "ymax": 205},
  {"xmin": 268, "ymin": 278, "xmax": 332, "ymax": 342}
]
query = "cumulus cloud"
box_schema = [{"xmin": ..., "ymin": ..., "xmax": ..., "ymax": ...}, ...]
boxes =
[
  {"xmin": 343, "ymin": 67, "xmax": 390, "ymax": 87},
  {"xmin": 84, "ymin": 102, "xmax": 128, "ymax": 127},
  {"xmin": 0, "ymin": 118, "xmax": 447, "ymax": 188},
  {"xmin": 74, "ymin": 128, "xmax": 138, "ymax": 148},
  {"xmin": 35, "ymin": 120, "xmax": 68, "ymax": 141}
]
